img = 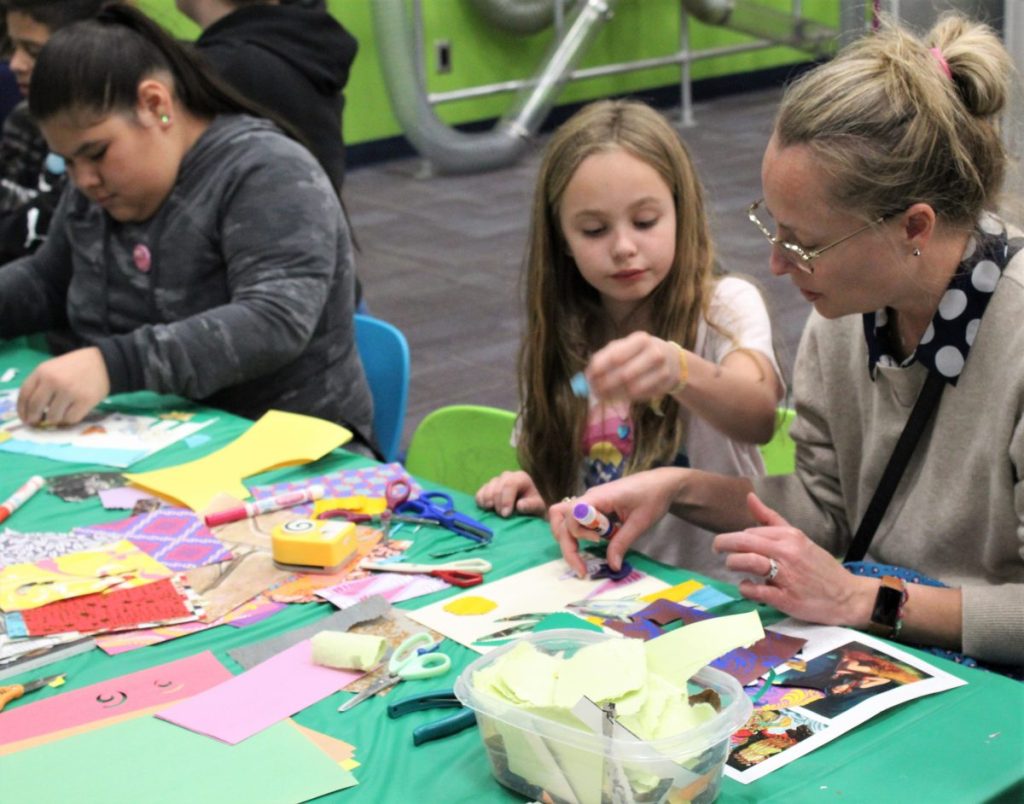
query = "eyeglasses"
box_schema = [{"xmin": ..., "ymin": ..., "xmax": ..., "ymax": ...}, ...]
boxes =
[{"xmin": 747, "ymin": 199, "xmax": 885, "ymax": 274}]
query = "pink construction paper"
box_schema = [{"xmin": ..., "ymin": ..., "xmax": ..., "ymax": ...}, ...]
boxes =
[
  {"xmin": 316, "ymin": 571, "xmax": 450, "ymax": 609},
  {"xmin": 0, "ymin": 651, "xmax": 231, "ymax": 749},
  {"xmin": 99, "ymin": 487, "xmax": 156, "ymax": 510},
  {"xmin": 157, "ymin": 639, "xmax": 361, "ymax": 744}
]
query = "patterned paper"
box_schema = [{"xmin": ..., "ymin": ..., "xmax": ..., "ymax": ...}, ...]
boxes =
[
  {"xmin": 73, "ymin": 507, "xmax": 233, "ymax": 572},
  {"xmin": 95, "ymin": 620, "xmax": 211, "ymax": 655},
  {"xmin": 0, "ymin": 528, "xmax": 119, "ymax": 569},
  {"xmin": 249, "ymin": 463, "xmax": 422, "ymax": 516},
  {"xmin": 4, "ymin": 575, "xmax": 200, "ymax": 637},
  {"xmin": 315, "ymin": 571, "xmax": 450, "ymax": 609},
  {"xmin": 0, "ymin": 539, "xmax": 173, "ymax": 612},
  {"xmin": 0, "ymin": 400, "xmax": 214, "ymax": 468}
]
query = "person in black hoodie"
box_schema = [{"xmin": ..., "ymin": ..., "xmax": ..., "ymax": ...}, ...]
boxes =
[{"xmin": 176, "ymin": 0, "xmax": 357, "ymax": 193}]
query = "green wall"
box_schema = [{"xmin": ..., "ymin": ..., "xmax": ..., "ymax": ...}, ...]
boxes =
[{"xmin": 139, "ymin": 0, "xmax": 836, "ymax": 147}]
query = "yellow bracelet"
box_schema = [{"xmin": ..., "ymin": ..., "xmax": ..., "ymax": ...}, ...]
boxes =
[{"xmin": 669, "ymin": 341, "xmax": 689, "ymax": 395}]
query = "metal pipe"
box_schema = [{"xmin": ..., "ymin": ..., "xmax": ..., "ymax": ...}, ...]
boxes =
[
  {"xmin": 426, "ymin": 40, "xmax": 775, "ymax": 106},
  {"xmin": 467, "ymin": 0, "xmax": 556, "ymax": 36},
  {"xmin": 372, "ymin": 0, "xmax": 616, "ymax": 174},
  {"xmin": 374, "ymin": 0, "xmax": 838, "ymax": 174},
  {"xmin": 681, "ymin": 0, "xmax": 835, "ymax": 57}
]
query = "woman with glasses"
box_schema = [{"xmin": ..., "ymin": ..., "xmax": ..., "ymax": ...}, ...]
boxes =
[{"xmin": 551, "ymin": 13, "xmax": 1023, "ymax": 671}]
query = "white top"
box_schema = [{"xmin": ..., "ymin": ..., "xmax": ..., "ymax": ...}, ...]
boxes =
[{"xmin": 631, "ymin": 276, "xmax": 785, "ymax": 581}]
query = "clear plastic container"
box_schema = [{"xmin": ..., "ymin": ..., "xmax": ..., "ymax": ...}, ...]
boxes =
[{"xmin": 453, "ymin": 629, "xmax": 751, "ymax": 804}]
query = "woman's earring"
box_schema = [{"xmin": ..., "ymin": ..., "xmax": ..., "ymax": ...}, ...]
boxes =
[
  {"xmin": 912, "ymin": 248, "xmax": 921, "ymax": 257},
  {"xmin": 160, "ymin": 114, "xmax": 171, "ymax": 125}
]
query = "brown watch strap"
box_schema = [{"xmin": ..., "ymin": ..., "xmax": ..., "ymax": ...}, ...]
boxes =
[{"xmin": 867, "ymin": 575, "xmax": 905, "ymax": 638}]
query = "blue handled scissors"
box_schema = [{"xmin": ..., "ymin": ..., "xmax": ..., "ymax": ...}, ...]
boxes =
[
  {"xmin": 337, "ymin": 633, "xmax": 451, "ymax": 713},
  {"xmin": 396, "ymin": 491, "xmax": 493, "ymax": 543}
]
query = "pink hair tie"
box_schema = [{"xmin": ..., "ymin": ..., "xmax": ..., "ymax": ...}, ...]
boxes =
[{"xmin": 929, "ymin": 47, "xmax": 953, "ymax": 81}]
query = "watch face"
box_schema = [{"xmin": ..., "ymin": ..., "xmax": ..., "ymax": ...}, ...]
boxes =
[{"xmin": 870, "ymin": 582, "xmax": 903, "ymax": 629}]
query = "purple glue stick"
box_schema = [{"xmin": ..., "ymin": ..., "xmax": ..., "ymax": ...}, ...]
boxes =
[{"xmin": 572, "ymin": 502, "xmax": 618, "ymax": 538}]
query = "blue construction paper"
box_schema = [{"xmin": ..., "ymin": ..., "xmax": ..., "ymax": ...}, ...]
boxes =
[{"xmin": 0, "ymin": 440, "xmax": 146, "ymax": 468}]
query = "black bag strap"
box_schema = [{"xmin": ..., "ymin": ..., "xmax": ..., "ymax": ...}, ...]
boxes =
[{"xmin": 844, "ymin": 370, "xmax": 946, "ymax": 562}]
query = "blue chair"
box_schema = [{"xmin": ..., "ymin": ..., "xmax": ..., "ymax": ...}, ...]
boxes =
[{"xmin": 354, "ymin": 313, "xmax": 410, "ymax": 462}]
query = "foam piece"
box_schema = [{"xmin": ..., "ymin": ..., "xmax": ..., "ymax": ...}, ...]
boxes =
[{"xmin": 311, "ymin": 630, "xmax": 388, "ymax": 670}]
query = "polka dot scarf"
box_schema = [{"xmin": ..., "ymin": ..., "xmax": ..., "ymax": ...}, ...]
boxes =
[{"xmin": 864, "ymin": 213, "xmax": 1021, "ymax": 385}]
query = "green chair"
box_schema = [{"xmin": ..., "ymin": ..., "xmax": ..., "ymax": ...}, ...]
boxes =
[
  {"xmin": 759, "ymin": 407, "xmax": 797, "ymax": 476},
  {"xmin": 404, "ymin": 405, "xmax": 519, "ymax": 495}
]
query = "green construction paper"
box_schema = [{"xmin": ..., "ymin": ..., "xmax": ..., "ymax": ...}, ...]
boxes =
[
  {"xmin": 494, "ymin": 641, "xmax": 559, "ymax": 706},
  {"xmin": 0, "ymin": 716, "xmax": 356, "ymax": 803},
  {"xmin": 646, "ymin": 610, "xmax": 765, "ymax": 685},
  {"xmin": 552, "ymin": 638, "xmax": 646, "ymax": 710},
  {"xmin": 533, "ymin": 611, "xmax": 605, "ymax": 633}
]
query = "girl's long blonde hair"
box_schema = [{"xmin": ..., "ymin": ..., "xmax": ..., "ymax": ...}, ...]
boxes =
[{"xmin": 518, "ymin": 99, "xmax": 717, "ymax": 505}]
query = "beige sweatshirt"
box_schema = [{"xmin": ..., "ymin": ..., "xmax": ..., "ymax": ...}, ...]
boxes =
[{"xmin": 756, "ymin": 242, "xmax": 1024, "ymax": 666}]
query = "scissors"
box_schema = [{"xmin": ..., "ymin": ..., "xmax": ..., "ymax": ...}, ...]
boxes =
[
  {"xmin": 387, "ymin": 687, "xmax": 477, "ymax": 746},
  {"xmin": 0, "ymin": 673, "xmax": 65, "ymax": 712},
  {"xmin": 359, "ymin": 558, "xmax": 492, "ymax": 588},
  {"xmin": 385, "ymin": 478, "xmax": 412, "ymax": 510},
  {"xmin": 395, "ymin": 491, "xmax": 493, "ymax": 543},
  {"xmin": 338, "ymin": 632, "xmax": 451, "ymax": 712}
]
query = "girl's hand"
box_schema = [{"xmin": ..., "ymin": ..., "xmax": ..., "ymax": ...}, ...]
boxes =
[
  {"xmin": 549, "ymin": 468, "xmax": 683, "ymax": 577},
  {"xmin": 17, "ymin": 348, "xmax": 111, "ymax": 427},
  {"xmin": 713, "ymin": 493, "xmax": 875, "ymax": 626},
  {"xmin": 475, "ymin": 471, "xmax": 546, "ymax": 518},
  {"xmin": 585, "ymin": 331, "xmax": 683, "ymax": 402}
]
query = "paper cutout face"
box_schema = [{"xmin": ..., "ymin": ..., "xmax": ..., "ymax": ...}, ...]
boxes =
[{"xmin": 0, "ymin": 652, "xmax": 232, "ymax": 752}]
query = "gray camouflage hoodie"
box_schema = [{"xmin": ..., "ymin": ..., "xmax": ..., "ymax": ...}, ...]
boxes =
[{"xmin": 0, "ymin": 114, "xmax": 374, "ymax": 444}]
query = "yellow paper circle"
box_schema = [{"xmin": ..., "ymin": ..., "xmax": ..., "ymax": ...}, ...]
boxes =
[{"xmin": 443, "ymin": 596, "xmax": 498, "ymax": 615}]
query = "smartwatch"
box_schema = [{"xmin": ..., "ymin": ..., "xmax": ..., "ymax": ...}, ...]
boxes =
[{"xmin": 867, "ymin": 575, "xmax": 907, "ymax": 638}]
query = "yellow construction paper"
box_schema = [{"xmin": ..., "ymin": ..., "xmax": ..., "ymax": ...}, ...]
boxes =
[
  {"xmin": 313, "ymin": 496, "xmax": 387, "ymax": 517},
  {"xmin": 0, "ymin": 540, "xmax": 173, "ymax": 611},
  {"xmin": 639, "ymin": 579, "xmax": 705, "ymax": 604},
  {"xmin": 443, "ymin": 596, "xmax": 497, "ymax": 616},
  {"xmin": 125, "ymin": 410, "xmax": 351, "ymax": 512},
  {"xmin": 645, "ymin": 610, "xmax": 765, "ymax": 686},
  {"xmin": 0, "ymin": 432, "xmax": 10, "ymax": 444}
]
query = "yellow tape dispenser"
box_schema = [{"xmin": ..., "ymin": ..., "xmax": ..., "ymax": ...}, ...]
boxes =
[{"xmin": 271, "ymin": 519, "xmax": 359, "ymax": 574}]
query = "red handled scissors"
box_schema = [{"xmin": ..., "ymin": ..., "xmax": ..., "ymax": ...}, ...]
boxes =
[
  {"xmin": 359, "ymin": 557, "xmax": 491, "ymax": 588},
  {"xmin": 385, "ymin": 478, "xmax": 412, "ymax": 510}
]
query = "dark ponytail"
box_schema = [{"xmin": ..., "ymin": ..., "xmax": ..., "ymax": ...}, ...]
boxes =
[{"xmin": 28, "ymin": 2, "xmax": 296, "ymax": 138}]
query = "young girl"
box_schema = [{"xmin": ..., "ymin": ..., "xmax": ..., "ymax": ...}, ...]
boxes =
[
  {"xmin": 0, "ymin": 4, "xmax": 375, "ymax": 451},
  {"xmin": 476, "ymin": 99, "xmax": 783, "ymax": 579}
]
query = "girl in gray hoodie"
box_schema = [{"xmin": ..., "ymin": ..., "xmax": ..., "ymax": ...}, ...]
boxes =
[{"xmin": 0, "ymin": 4, "xmax": 374, "ymax": 452}]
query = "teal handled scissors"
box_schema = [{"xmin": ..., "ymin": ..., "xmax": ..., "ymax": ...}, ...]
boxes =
[
  {"xmin": 387, "ymin": 688, "xmax": 477, "ymax": 746},
  {"xmin": 337, "ymin": 633, "xmax": 451, "ymax": 713}
]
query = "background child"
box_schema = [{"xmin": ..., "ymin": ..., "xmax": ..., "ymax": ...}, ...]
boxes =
[
  {"xmin": 0, "ymin": 0, "xmax": 105, "ymax": 265},
  {"xmin": 0, "ymin": 4, "xmax": 375, "ymax": 452},
  {"xmin": 476, "ymin": 99, "xmax": 783, "ymax": 578}
]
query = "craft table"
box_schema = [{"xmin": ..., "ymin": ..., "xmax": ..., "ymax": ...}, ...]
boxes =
[{"xmin": 1, "ymin": 341, "xmax": 1022, "ymax": 803}]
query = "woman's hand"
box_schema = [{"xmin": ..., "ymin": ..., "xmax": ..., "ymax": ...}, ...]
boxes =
[
  {"xmin": 16, "ymin": 347, "xmax": 111, "ymax": 426},
  {"xmin": 475, "ymin": 470, "xmax": 546, "ymax": 518},
  {"xmin": 585, "ymin": 331, "xmax": 682, "ymax": 402},
  {"xmin": 714, "ymin": 493, "xmax": 876, "ymax": 626},
  {"xmin": 549, "ymin": 467, "xmax": 685, "ymax": 578}
]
